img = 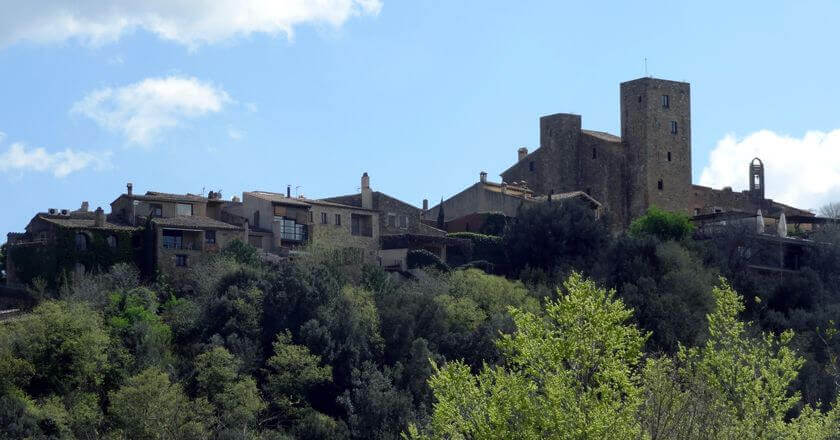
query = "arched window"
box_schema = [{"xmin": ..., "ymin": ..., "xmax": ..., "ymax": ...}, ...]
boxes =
[
  {"xmin": 253, "ymin": 211, "xmax": 260, "ymax": 228},
  {"xmin": 107, "ymin": 235, "xmax": 118, "ymax": 248},
  {"xmin": 75, "ymin": 233, "xmax": 88, "ymax": 251}
]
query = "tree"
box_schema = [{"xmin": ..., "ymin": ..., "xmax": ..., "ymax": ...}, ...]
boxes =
[
  {"xmin": 411, "ymin": 273, "xmax": 647, "ymax": 439},
  {"xmin": 819, "ymin": 201, "xmax": 840, "ymax": 219},
  {"xmin": 194, "ymin": 346, "xmax": 265, "ymax": 434},
  {"xmin": 436, "ymin": 198, "xmax": 445, "ymax": 230},
  {"xmin": 639, "ymin": 280, "xmax": 840, "ymax": 439},
  {"xmin": 629, "ymin": 206, "xmax": 694, "ymax": 242},
  {"xmin": 504, "ymin": 200, "xmax": 608, "ymax": 275},
  {"xmin": 108, "ymin": 367, "xmax": 213, "ymax": 440},
  {"xmin": 264, "ymin": 330, "xmax": 332, "ymax": 420}
]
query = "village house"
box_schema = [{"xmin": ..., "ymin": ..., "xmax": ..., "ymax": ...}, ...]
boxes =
[
  {"xmin": 5, "ymin": 202, "xmax": 140, "ymax": 286},
  {"xmin": 238, "ymin": 188, "xmax": 381, "ymax": 262},
  {"xmin": 322, "ymin": 173, "xmax": 467, "ymax": 270}
]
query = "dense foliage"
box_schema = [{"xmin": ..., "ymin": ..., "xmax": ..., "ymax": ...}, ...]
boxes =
[
  {"xmin": 629, "ymin": 206, "xmax": 695, "ymax": 242},
  {"xmin": 3, "ymin": 200, "xmax": 840, "ymax": 439}
]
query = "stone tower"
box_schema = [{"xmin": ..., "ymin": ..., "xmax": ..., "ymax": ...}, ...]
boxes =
[{"xmin": 620, "ymin": 77, "xmax": 692, "ymax": 218}]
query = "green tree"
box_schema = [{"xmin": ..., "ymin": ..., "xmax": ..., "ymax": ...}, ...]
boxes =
[
  {"xmin": 412, "ymin": 273, "xmax": 647, "ymax": 439},
  {"xmin": 504, "ymin": 200, "xmax": 608, "ymax": 275},
  {"xmin": 629, "ymin": 206, "xmax": 694, "ymax": 242},
  {"xmin": 640, "ymin": 281, "xmax": 840, "ymax": 439},
  {"xmin": 264, "ymin": 330, "xmax": 332, "ymax": 419},
  {"xmin": 194, "ymin": 346, "xmax": 265, "ymax": 434},
  {"xmin": 108, "ymin": 367, "xmax": 213, "ymax": 440},
  {"xmin": 105, "ymin": 287, "xmax": 173, "ymax": 372}
]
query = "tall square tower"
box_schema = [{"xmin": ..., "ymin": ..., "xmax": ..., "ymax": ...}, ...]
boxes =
[{"xmin": 620, "ymin": 77, "xmax": 692, "ymax": 219}]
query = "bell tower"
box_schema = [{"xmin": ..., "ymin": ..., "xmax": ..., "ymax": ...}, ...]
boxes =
[{"xmin": 749, "ymin": 157, "xmax": 765, "ymax": 200}]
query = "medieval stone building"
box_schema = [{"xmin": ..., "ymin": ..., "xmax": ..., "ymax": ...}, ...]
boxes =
[{"xmin": 496, "ymin": 77, "xmax": 811, "ymax": 228}]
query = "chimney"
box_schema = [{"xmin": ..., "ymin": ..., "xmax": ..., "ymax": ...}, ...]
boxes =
[
  {"xmin": 287, "ymin": 185, "xmax": 291, "ymax": 198},
  {"xmin": 80, "ymin": 201, "xmax": 89, "ymax": 212},
  {"xmin": 518, "ymin": 147, "xmax": 528, "ymax": 161},
  {"xmin": 94, "ymin": 207, "xmax": 105, "ymax": 227},
  {"xmin": 126, "ymin": 183, "xmax": 133, "ymax": 196},
  {"xmin": 480, "ymin": 171, "xmax": 488, "ymax": 183},
  {"xmin": 422, "ymin": 199, "xmax": 429, "ymax": 211},
  {"xmin": 361, "ymin": 172, "xmax": 372, "ymax": 209},
  {"xmin": 501, "ymin": 182, "xmax": 508, "ymax": 194}
]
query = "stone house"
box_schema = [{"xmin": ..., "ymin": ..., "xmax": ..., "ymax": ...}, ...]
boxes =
[
  {"xmin": 5, "ymin": 203, "xmax": 140, "ymax": 286},
  {"xmin": 423, "ymin": 171, "xmax": 602, "ymax": 233},
  {"xmin": 322, "ymin": 173, "xmax": 467, "ymax": 269},
  {"xmin": 110, "ymin": 184, "xmax": 244, "ymax": 274},
  {"xmin": 240, "ymin": 189, "xmax": 381, "ymax": 261}
]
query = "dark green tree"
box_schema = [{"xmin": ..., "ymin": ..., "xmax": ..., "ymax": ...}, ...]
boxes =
[{"xmin": 503, "ymin": 199, "xmax": 608, "ymax": 275}]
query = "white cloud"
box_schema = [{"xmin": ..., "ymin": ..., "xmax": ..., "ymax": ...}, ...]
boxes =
[
  {"xmin": 227, "ymin": 126, "xmax": 244, "ymax": 141},
  {"xmin": 0, "ymin": 142, "xmax": 111, "ymax": 178},
  {"xmin": 0, "ymin": 0, "xmax": 383, "ymax": 48},
  {"xmin": 699, "ymin": 129, "xmax": 840, "ymax": 211},
  {"xmin": 72, "ymin": 75, "xmax": 230, "ymax": 145}
]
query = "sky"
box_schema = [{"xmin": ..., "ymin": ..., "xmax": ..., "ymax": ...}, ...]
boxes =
[{"xmin": 2, "ymin": 1, "xmax": 840, "ymax": 240}]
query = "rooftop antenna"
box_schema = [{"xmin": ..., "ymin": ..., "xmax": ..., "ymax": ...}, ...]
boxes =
[
  {"xmin": 295, "ymin": 186, "xmax": 303, "ymax": 197},
  {"xmin": 644, "ymin": 57, "xmax": 649, "ymax": 77}
]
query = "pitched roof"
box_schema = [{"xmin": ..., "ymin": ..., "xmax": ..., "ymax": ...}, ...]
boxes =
[
  {"xmin": 247, "ymin": 191, "xmax": 376, "ymax": 212},
  {"xmin": 112, "ymin": 191, "xmax": 207, "ymax": 205},
  {"xmin": 37, "ymin": 215, "xmax": 140, "ymax": 232},
  {"xmin": 581, "ymin": 129, "xmax": 622, "ymax": 143},
  {"xmin": 246, "ymin": 191, "xmax": 312, "ymax": 207},
  {"xmin": 321, "ymin": 191, "xmax": 421, "ymax": 211},
  {"xmin": 152, "ymin": 216, "xmax": 242, "ymax": 230}
]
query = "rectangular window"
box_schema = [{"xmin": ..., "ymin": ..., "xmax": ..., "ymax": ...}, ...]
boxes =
[
  {"xmin": 592, "ymin": 148, "xmax": 597, "ymax": 159},
  {"xmin": 175, "ymin": 254, "xmax": 188, "ymax": 267},
  {"xmin": 351, "ymin": 214, "xmax": 373, "ymax": 237},
  {"xmin": 335, "ymin": 214, "xmax": 341, "ymax": 226},
  {"xmin": 150, "ymin": 203, "xmax": 163, "ymax": 217},
  {"xmin": 670, "ymin": 121, "xmax": 678, "ymax": 134},
  {"xmin": 162, "ymin": 230, "xmax": 184, "ymax": 249},
  {"xmin": 667, "ymin": 151, "xmax": 672, "ymax": 162},
  {"xmin": 657, "ymin": 179, "xmax": 664, "ymax": 191},
  {"xmin": 529, "ymin": 161, "xmax": 535, "ymax": 172},
  {"xmin": 661, "ymin": 94, "xmax": 670, "ymax": 108},
  {"xmin": 399, "ymin": 215, "xmax": 408, "ymax": 229},
  {"xmin": 177, "ymin": 203, "xmax": 193, "ymax": 216},
  {"xmin": 321, "ymin": 212, "xmax": 328, "ymax": 224},
  {"xmin": 277, "ymin": 217, "xmax": 307, "ymax": 242},
  {"xmin": 205, "ymin": 230, "xmax": 216, "ymax": 244},
  {"xmin": 387, "ymin": 214, "xmax": 396, "ymax": 228}
]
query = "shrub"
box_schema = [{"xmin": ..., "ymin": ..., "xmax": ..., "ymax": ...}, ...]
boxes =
[
  {"xmin": 629, "ymin": 206, "xmax": 694, "ymax": 242},
  {"xmin": 406, "ymin": 250, "xmax": 449, "ymax": 272},
  {"xmin": 446, "ymin": 233, "xmax": 506, "ymax": 266}
]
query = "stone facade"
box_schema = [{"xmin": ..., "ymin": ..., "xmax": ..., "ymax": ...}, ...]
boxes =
[
  {"xmin": 497, "ymin": 77, "xmax": 811, "ymax": 228},
  {"xmin": 240, "ymin": 191, "xmax": 380, "ymax": 261},
  {"xmin": 322, "ymin": 173, "xmax": 446, "ymax": 237}
]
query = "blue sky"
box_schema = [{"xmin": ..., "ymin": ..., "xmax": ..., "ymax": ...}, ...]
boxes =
[{"xmin": 2, "ymin": 1, "xmax": 840, "ymax": 240}]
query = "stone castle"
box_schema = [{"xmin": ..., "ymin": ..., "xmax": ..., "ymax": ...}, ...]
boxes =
[{"xmin": 489, "ymin": 77, "xmax": 811, "ymax": 228}]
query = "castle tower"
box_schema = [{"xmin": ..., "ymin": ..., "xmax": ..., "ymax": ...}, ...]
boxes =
[{"xmin": 620, "ymin": 77, "xmax": 692, "ymax": 219}]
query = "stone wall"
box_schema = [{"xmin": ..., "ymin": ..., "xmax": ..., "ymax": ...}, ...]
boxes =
[{"xmin": 424, "ymin": 183, "xmax": 539, "ymax": 223}]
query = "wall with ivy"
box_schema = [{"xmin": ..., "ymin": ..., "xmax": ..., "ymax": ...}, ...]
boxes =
[{"xmin": 9, "ymin": 228, "xmax": 138, "ymax": 288}]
